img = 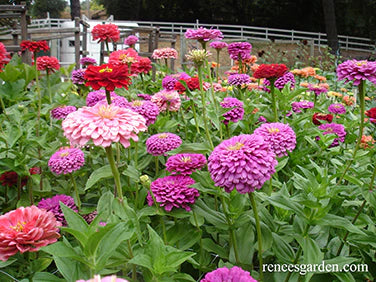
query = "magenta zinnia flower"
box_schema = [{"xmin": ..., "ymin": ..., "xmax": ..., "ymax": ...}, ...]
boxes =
[
  {"xmin": 336, "ymin": 59, "xmax": 376, "ymax": 85},
  {"xmin": 201, "ymin": 266, "xmax": 257, "ymax": 282},
  {"xmin": 71, "ymin": 69, "xmax": 86, "ymax": 84},
  {"xmin": 124, "ymin": 35, "xmax": 138, "ymax": 46},
  {"xmin": 147, "ymin": 175, "xmax": 199, "ymax": 211},
  {"xmin": 77, "ymin": 275, "xmax": 128, "ymax": 282},
  {"xmin": 227, "ymin": 42, "xmax": 252, "ymax": 60},
  {"xmin": 62, "ymin": 103, "xmax": 147, "ymax": 148},
  {"xmin": 253, "ymin": 122, "xmax": 296, "ymax": 157},
  {"xmin": 220, "ymin": 97, "xmax": 244, "ymax": 125},
  {"xmin": 51, "ymin": 106, "xmax": 77, "ymax": 120},
  {"xmin": 318, "ymin": 123, "xmax": 346, "ymax": 147},
  {"xmin": 146, "ymin": 133, "xmax": 182, "ymax": 156},
  {"xmin": 162, "ymin": 75, "xmax": 178, "ymax": 90},
  {"xmin": 328, "ymin": 103, "xmax": 346, "ymax": 114},
  {"xmin": 151, "ymin": 89, "xmax": 181, "ymax": 112},
  {"xmin": 166, "ymin": 153, "xmax": 207, "ymax": 175},
  {"xmin": 80, "ymin": 57, "xmax": 97, "ymax": 67},
  {"xmin": 307, "ymin": 83, "xmax": 328, "ymax": 96},
  {"xmin": 291, "ymin": 101, "xmax": 314, "ymax": 113},
  {"xmin": 48, "ymin": 147, "xmax": 85, "ymax": 175},
  {"xmin": 210, "ymin": 41, "xmax": 228, "ymax": 50},
  {"xmin": 86, "ymin": 89, "xmax": 117, "ymax": 107},
  {"xmin": 264, "ymin": 72, "xmax": 295, "ymax": 90},
  {"xmin": 38, "ymin": 194, "xmax": 78, "ymax": 226},
  {"xmin": 0, "ymin": 206, "xmax": 61, "ymax": 261},
  {"xmin": 208, "ymin": 134, "xmax": 277, "ymax": 193},
  {"xmin": 227, "ymin": 74, "xmax": 251, "ymax": 86},
  {"xmin": 185, "ymin": 27, "xmax": 223, "ymax": 42},
  {"xmin": 125, "ymin": 100, "xmax": 160, "ymax": 126}
]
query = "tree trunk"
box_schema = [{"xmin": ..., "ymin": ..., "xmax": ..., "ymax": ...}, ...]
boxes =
[
  {"xmin": 70, "ymin": 0, "xmax": 81, "ymax": 20},
  {"xmin": 322, "ymin": 0, "xmax": 339, "ymax": 54}
]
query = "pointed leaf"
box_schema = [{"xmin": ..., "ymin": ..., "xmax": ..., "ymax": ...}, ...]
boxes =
[{"xmin": 85, "ymin": 165, "xmax": 113, "ymax": 190}]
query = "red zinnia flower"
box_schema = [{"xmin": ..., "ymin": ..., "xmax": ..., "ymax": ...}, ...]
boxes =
[
  {"xmin": 253, "ymin": 64, "xmax": 288, "ymax": 79},
  {"xmin": 174, "ymin": 77, "xmax": 201, "ymax": 94},
  {"xmin": 36, "ymin": 56, "xmax": 60, "ymax": 73},
  {"xmin": 132, "ymin": 56, "xmax": 152, "ymax": 74},
  {"xmin": 0, "ymin": 171, "xmax": 27, "ymax": 187},
  {"xmin": 0, "ymin": 206, "xmax": 61, "ymax": 261},
  {"xmin": 0, "ymin": 42, "xmax": 10, "ymax": 70},
  {"xmin": 20, "ymin": 40, "xmax": 49, "ymax": 53},
  {"xmin": 312, "ymin": 113, "xmax": 334, "ymax": 125},
  {"xmin": 366, "ymin": 107, "xmax": 376, "ymax": 119},
  {"xmin": 92, "ymin": 23, "xmax": 120, "ymax": 43},
  {"xmin": 84, "ymin": 63, "xmax": 131, "ymax": 91}
]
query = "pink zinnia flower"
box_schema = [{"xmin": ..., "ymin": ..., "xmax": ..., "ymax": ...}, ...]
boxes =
[
  {"xmin": 307, "ymin": 83, "xmax": 328, "ymax": 96},
  {"xmin": 210, "ymin": 41, "xmax": 228, "ymax": 50},
  {"xmin": 220, "ymin": 97, "xmax": 244, "ymax": 125},
  {"xmin": 253, "ymin": 122, "xmax": 296, "ymax": 157},
  {"xmin": 166, "ymin": 153, "xmax": 207, "ymax": 175},
  {"xmin": 147, "ymin": 175, "xmax": 199, "ymax": 211},
  {"xmin": 62, "ymin": 103, "xmax": 147, "ymax": 148},
  {"xmin": 108, "ymin": 49, "xmax": 138, "ymax": 66},
  {"xmin": 80, "ymin": 57, "xmax": 97, "ymax": 67},
  {"xmin": 77, "ymin": 275, "xmax": 128, "ymax": 282},
  {"xmin": 208, "ymin": 134, "xmax": 277, "ymax": 193},
  {"xmin": 151, "ymin": 89, "xmax": 181, "ymax": 112},
  {"xmin": 92, "ymin": 23, "xmax": 120, "ymax": 43},
  {"xmin": 124, "ymin": 35, "xmax": 139, "ymax": 46},
  {"xmin": 0, "ymin": 206, "xmax": 61, "ymax": 261},
  {"xmin": 336, "ymin": 59, "xmax": 376, "ymax": 86},
  {"xmin": 38, "ymin": 194, "xmax": 78, "ymax": 226},
  {"xmin": 36, "ymin": 56, "xmax": 60, "ymax": 73},
  {"xmin": 185, "ymin": 27, "xmax": 223, "ymax": 43},
  {"xmin": 201, "ymin": 266, "xmax": 257, "ymax": 282},
  {"xmin": 71, "ymin": 69, "xmax": 86, "ymax": 84},
  {"xmin": 86, "ymin": 89, "xmax": 117, "ymax": 107},
  {"xmin": 318, "ymin": 123, "xmax": 346, "ymax": 147},
  {"xmin": 51, "ymin": 106, "xmax": 77, "ymax": 120},
  {"xmin": 152, "ymin": 48, "xmax": 178, "ymax": 60},
  {"xmin": 263, "ymin": 72, "xmax": 295, "ymax": 90},
  {"xmin": 227, "ymin": 74, "xmax": 251, "ymax": 86},
  {"xmin": 291, "ymin": 101, "xmax": 314, "ymax": 113},
  {"xmin": 146, "ymin": 133, "xmax": 182, "ymax": 156},
  {"xmin": 328, "ymin": 103, "xmax": 346, "ymax": 114},
  {"xmin": 227, "ymin": 42, "xmax": 252, "ymax": 60},
  {"xmin": 125, "ymin": 100, "xmax": 160, "ymax": 126},
  {"xmin": 48, "ymin": 147, "xmax": 85, "ymax": 175}
]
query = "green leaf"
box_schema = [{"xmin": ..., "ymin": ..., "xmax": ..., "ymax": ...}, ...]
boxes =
[
  {"xmin": 314, "ymin": 214, "xmax": 366, "ymax": 235},
  {"xmin": 202, "ymin": 238, "xmax": 228, "ymax": 259},
  {"xmin": 85, "ymin": 165, "xmax": 113, "ymax": 190},
  {"xmin": 122, "ymin": 164, "xmax": 140, "ymax": 182},
  {"xmin": 272, "ymin": 233, "xmax": 295, "ymax": 264},
  {"xmin": 53, "ymin": 256, "xmax": 89, "ymax": 282},
  {"xmin": 296, "ymin": 235, "xmax": 323, "ymax": 264},
  {"xmin": 0, "ymin": 258, "xmax": 16, "ymax": 268},
  {"xmin": 41, "ymin": 241, "xmax": 88, "ymax": 265},
  {"xmin": 128, "ymin": 254, "xmax": 153, "ymax": 271},
  {"xmin": 194, "ymin": 199, "xmax": 229, "ymax": 230},
  {"xmin": 266, "ymin": 194, "xmax": 305, "ymax": 218},
  {"xmin": 7, "ymin": 126, "xmax": 22, "ymax": 148},
  {"xmin": 32, "ymin": 272, "xmax": 65, "ymax": 282},
  {"xmin": 164, "ymin": 249, "xmax": 195, "ymax": 272},
  {"xmin": 30, "ymin": 258, "xmax": 53, "ymax": 273},
  {"xmin": 275, "ymin": 157, "xmax": 289, "ymax": 172}
]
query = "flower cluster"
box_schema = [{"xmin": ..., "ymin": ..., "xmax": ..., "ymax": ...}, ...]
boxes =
[
  {"xmin": 132, "ymin": 56, "xmax": 152, "ymax": 74},
  {"xmin": 253, "ymin": 64, "xmax": 288, "ymax": 79},
  {"xmin": 38, "ymin": 194, "xmax": 78, "ymax": 226},
  {"xmin": 151, "ymin": 89, "xmax": 181, "ymax": 112},
  {"xmin": 80, "ymin": 57, "xmax": 97, "ymax": 67},
  {"xmin": 208, "ymin": 134, "xmax": 277, "ymax": 193},
  {"xmin": 147, "ymin": 175, "xmax": 199, "ymax": 211},
  {"xmin": 185, "ymin": 27, "xmax": 223, "ymax": 42},
  {"xmin": 51, "ymin": 105, "xmax": 77, "ymax": 120},
  {"xmin": 109, "ymin": 48, "xmax": 138, "ymax": 66},
  {"xmin": 307, "ymin": 83, "xmax": 328, "ymax": 96},
  {"xmin": 166, "ymin": 153, "xmax": 207, "ymax": 175},
  {"xmin": 227, "ymin": 42, "xmax": 252, "ymax": 60},
  {"xmin": 253, "ymin": 122, "xmax": 296, "ymax": 157},
  {"xmin": 77, "ymin": 275, "xmax": 128, "ymax": 282},
  {"xmin": 0, "ymin": 42, "xmax": 10, "ymax": 70},
  {"xmin": 20, "ymin": 40, "xmax": 49, "ymax": 53},
  {"xmin": 36, "ymin": 56, "xmax": 60, "ymax": 73},
  {"xmin": 152, "ymin": 48, "xmax": 178, "ymax": 60},
  {"xmin": 220, "ymin": 97, "xmax": 244, "ymax": 125},
  {"xmin": 86, "ymin": 90, "xmax": 115, "ymax": 106},
  {"xmin": 84, "ymin": 64, "xmax": 130, "ymax": 91},
  {"xmin": 92, "ymin": 23, "xmax": 120, "ymax": 43},
  {"xmin": 186, "ymin": 49, "xmax": 212, "ymax": 66},
  {"xmin": 291, "ymin": 66, "xmax": 316, "ymax": 78},
  {"xmin": 0, "ymin": 171, "xmax": 27, "ymax": 187},
  {"xmin": 48, "ymin": 147, "xmax": 85, "ymax": 175},
  {"xmin": 336, "ymin": 59, "xmax": 376, "ymax": 85},
  {"xmin": 146, "ymin": 133, "xmax": 182, "ymax": 156},
  {"xmin": 366, "ymin": 107, "xmax": 376, "ymax": 123}
]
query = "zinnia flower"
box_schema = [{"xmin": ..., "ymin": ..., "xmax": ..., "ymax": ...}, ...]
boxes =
[
  {"xmin": 312, "ymin": 113, "xmax": 334, "ymax": 125},
  {"xmin": 108, "ymin": 49, "xmax": 138, "ymax": 66},
  {"xmin": 48, "ymin": 147, "xmax": 85, "ymax": 175},
  {"xmin": 174, "ymin": 76, "xmax": 200, "ymax": 93},
  {"xmin": 51, "ymin": 106, "xmax": 77, "ymax": 120},
  {"xmin": 318, "ymin": 123, "xmax": 346, "ymax": 147},
  {"xmin": 0, "ymin": 206, "xmax": 61, "ymax": 261},
  {"xmin": 208, "ymin": 134, "xmax": 277, "ymax": 193},
  {"xmin": 77, "ymin": 275, "xmax": 128, "ymax": 282},
  {"xmin": 264, "ymin": 72, "xmax": 295, "ymax": 90},
  {"xmin": 162, "ymin": 75, "xmax": 178, "ymax": 90},
  {"xmin": 210, "ymin": 41, "xmax": 228, "ymax": 50},
  {"xmin": 36, "ymin": 56, "xmax": 60, "ymax": 73},
  {"xmin": 360, "ymin": 135, "xmax": 375, "ymax": 149},
  {"xmin": 227, "ymin": 74, "xmax": 251, "ymax": 86},
  {"xmin": 92, "ymin": 23, "xmax": 120, "ymax": 43},
  {"xmin": 146, "ymin": 133, "xmax": 182, "ymax": 156},
  {"xmin": 253, "ymin": 64, "xmax": 288, "ymax": 79},
  {"xmin": 152, "ymin": 48, "xmax": 178, "ymax": 60},
  {"xmin": 125, "ymin": 100, "xmax": 160, "ymax": 126},
  {"xmin": 220, "ymin": 97, "xmax": 244, "ymax": 125},
  {"xmin": 124, "ymin": 35, "xmax": 138, "ymax": 46},
  {"xmin": 307, "ymin": 83, "xmax": 328, "ymax": 96},
  {"xmin": 132, "ymin": 56, "xmax": 152, "ymax": 74},
  {"xmin": 201, "ymin": 266, "xmax": 257, "ymax": 282},
  {"xmin": 147, "ymin": 175, "xmax": 199, "ymax": 211},
  {"xmin": 20, "ymin": 40, "xmax": 49, "ymax": 53},
  {"xmin": 227, "ymin": 42, "xmax": 252, "ymax": 60},
  {"xmin": 366, "ymin": 107, "xmax": 376, "ymax": 123},
  {"xmin": 80, "ymin": 57, "xmax": 97, "ymax": 67},
  {"xmin": 71, "ymin": 69, "xmax": 86, "ymax": 84},
  {"xmin": 84, "ymin": 64, "xmax": 130, "ymax": 91},
  {"xmin": 186, "ymin": 49, "xmax": 211, "ymax": 66},
  {"xmin": 0, "ymin": 171, "xmax": 27, "ymax": 187},
  {"xmin": 166, "ymin": 153, "xmax": 207, "ymax": 175},
  {"xmin": 151, "ymin": 89, "xmax": 181, "ymax": 112},
  {"xmin": 62, "ymin": 102, "xmax": 147, "ymax": 148},
  {"xmin": 291, "ymin": 101, "xmax": 314, "ymax": 113},
  {"xmin": 185, "ymin": 27, "xmax": 223, "ymax": 42},
  {"xmin": 336, "ymin": 59, "xmax": 376, "ymax": 85},
  {"xmin": 0, "ymin": 42, "xmax": 10, "ymax": 70},
  {"xmin": 38, "ymin": 194, "xmax": 78, "ymax": 226},
  {"xmin": 253, "ymin": 122, "xmax": 296, "ymax": 157},
  {"xmin": 328, "ymin": 103, "xmax": 346, "ymax": 114},
  {"xmin": 86, "ymin": 89, "xmax": 116, "ymax": 106}
]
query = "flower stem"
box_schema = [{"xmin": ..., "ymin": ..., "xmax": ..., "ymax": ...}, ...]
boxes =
[
  {"xmin": 105, "ymin": 90, "xmax": 112, "ymax": 104},
  {"xmin": 337, "ymin": 80, "xmax": 366, "ymax": 185},
  {"xmin": 192, "ymin": 209, "xmax": 204, "ymax": 273},
  {"xmin": 70, "ymin": 173, "xmax": 81, "ymax": 210},
  {"xmin": 270, "ymin": 78, "xmax": 278, "ymax": 122},
  {"xmin": 216, "ymin": 50, "xmax": 220, "ymax": 82},
  {"xmin": 46, "ymin": 71, "xmax": 52, "ymax": 103},
  {"xmin": 155, "ymin": 156, "xmax": 159, "ymax": 176},
  {"xmin": 190, "ymin": 99, "xmax": 201, "ymax": 135},
  {"xmin": 34, "ymin": 56, "xmax": 43, "ymax": 191},
  {"xmin": 249, "ymin": 192, "xmax": 263, "ymax": 281},
  {"xmin": 105, "ymin": 146, "xmax": 123, "ymax": 200}
]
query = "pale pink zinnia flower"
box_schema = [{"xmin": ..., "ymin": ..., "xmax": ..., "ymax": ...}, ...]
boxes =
[
  {"xmin": 151, "ymin": 89, "xmax": 181, "ymax": 112},
  {"xmin": 0, "ymin": 206, "xmax": 61, "ymax": 261},
  {"xmin": 62, "ymin": 103, "xmax": 147, "ymax": 148},
  {"xmin": 151, "ymin": 48, "xmax": 178, "ymax": 60}
]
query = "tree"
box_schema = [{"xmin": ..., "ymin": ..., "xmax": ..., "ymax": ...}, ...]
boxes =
[
  {"xmin": 31, "ymin": 0, "xmax": 67, "ymax": 18},
  {"xmin": 322, "ymin": 0, "xmax": 339, "ymax": 54},
  {"xmin": 70, "ymin": 0, "xmax": 81, "ymax": 20}
]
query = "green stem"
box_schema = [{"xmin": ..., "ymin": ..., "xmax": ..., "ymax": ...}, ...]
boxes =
[
  {"xmin": 191, "ymin": 99, "xmax": 201, "ymax": 135},
  {"xmin": 105, "ymin": 41, "xmax": 111, "ymax": 57},
  {"xmin": 127, "ymin": 240, "xmax": 137, "ymax": 280},
  {"xmin": 116, "ymin": 143, "xmax": 121, "ymax": 166},
  {"xmin": 70, "ymin": 173, "xmax": 81, "ymax": 210},
  {"xmin": 160, "ymin": 216, "xmax": 168, "ymax": 244},
  {"xmin": 216, "ymin": 50, "xmax": 220, "ymax": 82},
  {"xmin": 237, "ymin": 54, "xmax": 243, "ymax": 74},
  {"xmin": 105, "ymin": 146, "xmax": 123, "ymax": 200},
  {"xmin": 249, "ymin": 192, "xmax": 263, "ymax": 281},
  {"xmin": 221, "ymin": 196, "xmax": 240, "ymax": 264},
  {"xmin": 27, "ymin": 177, "xmax": 34, "ymax": 205},
  {"xmin": 155, "ymin": 156, "xmax": 159, "ymax": 176},
  {"xmin": 270, "ymin": 78, "xmax": 278, "ymax": 122},
  {"xmin": 105, "ymin": 90, "xmax": 112, "ymax": 104},
  {"xmin": 46, "ymin": 72, "xmax": 52, "ymax": 103},
  {"xmin": 0, "ymin": 97, "xmax": 10, "ymax": 121},
  {"xmin": 197, "ymin": 65, "xmax": 214, "ymax": 149},
  {"xmin": 193, "ymin": 209, "xmax": 204, "ymax": 274},
  {"xmin": 337, "ymin": 81, "xmax": 366, "ymax": 185},
  {"xmin": 34, "ymin": 56, "xmax": 43, "ymax": 191}
]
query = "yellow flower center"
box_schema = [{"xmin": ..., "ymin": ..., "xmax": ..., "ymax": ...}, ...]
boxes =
[
  {"xmin": 158, "ymin": 133, "xmax": 168, "ymax": 139},
  {"xmin": 11, "ymin": 221, "xmax": 26, "ymax": 232},
  {"xmin": 132, "ymin": 100, "xmax": 143, "ymax": 106},
  {"xmin": 268, "ymin": 127, "xmax": 280, "ymax": 134},
  {"xmin": 227, "ymin": 142, "xmax": 244, "ymax": 151},
  {"xmin": 356, "ymin": 61, "xmax": 367, "ymax": 66},
  {"xmin": 97, "ymin": 105, "xmax": 118, "ymax": 119},
  {"xmin": 181, "ymin": 156, "xmax": 191, "ymax": 163},
  {"xmin": 326, "ymin": 128, "xmax": 333, "ymax": 132},
  {"xmin": 60, "ymin": 152, "xmax": 69, "ymax": 157},
  {"xmin": 99, "ymin": 66, "xmax": 113, "ymax": 73}
]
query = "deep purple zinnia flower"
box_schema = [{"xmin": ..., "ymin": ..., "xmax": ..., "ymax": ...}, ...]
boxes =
[
  {"xmin": 166, "ymin": 153, "xmax": 207, "ymax": 175},
  {"xmin": 291, "ymin": 101, "xmax": 314, "ymax": 113},
  {"xmin": 146, "ymin": 133, "xmax": 182, "ymax": 156},
  {"xmin": 51, "ymin": 106, "xmax": 77, "ymax": 120},
  {"xmin": 38, "ymin": 194, "xmax": 78, "ymax": 226},
  {"xmin": 147, "ymin": 175, "xmax": 199, "ymax": 211},
  {"xmin": 328, "ymin": 103, "xmax": 346, "ymax": 114},
  {"xmin": 125, "ymin": 100, "xmax": 160, "ymax": 125},
  {"xmin": 336, "ymin": 59, "xmax": 376, "ymax": 86},
  {"xmin": 80, "ymin": 57, "xmax": 97, "ymax": 67},
  {"xmin": 82, "ymin": 210, "xmax": 98, "ymax": 224},
  {"xmin": 318, "ymin": 123, "xmax": 346, "ymax": 147},
  {"xmin": 208, "ymin": 134, "xmax": 277, "ymax": 194},
  {"xmin": 162, "ymin": 75, "xmax": 178, "ymax": 90},
  {"xmin": 227, "ymin": 42, "xmax": 252, "ymax": 60},
  {"xmin": 264, "ymin": 72, "xmax": 295, "ymax": 90},
  {"xmin": 86, "ymin": 89, "xmax": 117, "ymax": 106},
  {"xmin": 48, "ymin": 147, "xmax": 85, "ymax": 175},
  {"xmin": 71, "ymin": 69, "xmax": 86, "ymax": 85},
  {"xmin": 210, "ymin": 41, "xmax": 228, "ymax": 50},
  {"xmin": 201, "ymin": 266, "xmax": 257, "ymax": 282},
  {"xmin": 227, "ymin": 74, "xmax": 251, "ymax": 86},
  {"xmin": 185, "ymin": 27, "xmax": 223, "ymax": 42},
  {"xmin": 220, "ymin": 97, "xmax": 244, "ymax": 125},
  {"xmin": 253, "ymin": 122, "xmax": 296, "ymax": 157}
]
